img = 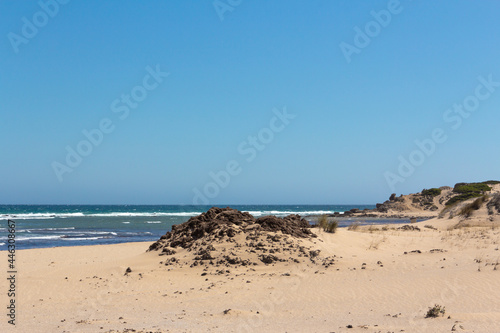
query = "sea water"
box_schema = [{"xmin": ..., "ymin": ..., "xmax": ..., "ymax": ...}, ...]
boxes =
[{"xmin": 0, "ymin": 204, "xmax": 401, "ymax": 250}]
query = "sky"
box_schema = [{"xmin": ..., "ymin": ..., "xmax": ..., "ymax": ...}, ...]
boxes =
[{"xmin": 1, "ymin": 0, "xmax": 500, "ymax": 205}]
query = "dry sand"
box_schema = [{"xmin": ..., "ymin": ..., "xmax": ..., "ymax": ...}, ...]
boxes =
[{"xmin": 2, "ymin": 215, "xmax": 500, "ymax": 333}]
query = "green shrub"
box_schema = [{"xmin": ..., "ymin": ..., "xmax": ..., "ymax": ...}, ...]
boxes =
[
  {"xmin": 453, "ymin": 182, "xmax": 491, "ymax": 194},
  {"xmin": 483, "ymin": 180, "xmax": 500, "ymax": 185},
  {"xmin": 445, "ymin": 192, "xmax": 483, "ymax": 206},
  {"xmin": 422, "ymin": 188, "xmax": 442, "ymax": 197},
  {"xmin": 425, "ymin": 304, "xmax": 445, "ymax": 318}
]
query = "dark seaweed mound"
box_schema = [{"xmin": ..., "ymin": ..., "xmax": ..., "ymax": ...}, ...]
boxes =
[{"xmin": 148, "ymin": 207, "xmax": 315, "ymax": 251}]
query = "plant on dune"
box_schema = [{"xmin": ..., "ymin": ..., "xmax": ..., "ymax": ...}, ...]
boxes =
[
  {"xmin": 487, "ymin": 193, "xmax": 500, "ymax": 215},
  {"xmin": 445, "ymin": 192, "xmax": 483, "ymax": 206},
  {"xmin": 326, "ymin": 220, "xmax": 338, "ymax": 233},
  {"xmin": 445, "ymin": 182, "xmax": 493, "ymax": 206},
  {"xmin": 425, "ymin": 304, "xmax": 446, "ymax": 318},
  {"xmin": 458, "ymin": 195, "xmax": 488, "ymax": 218},
  {"xmin": 453, "ymin": 182, "xmax": 491, "ymax": 194},
  {"xmin": 422, "ymin": 188, "xmax": 442, "ymax": 197},
  {"xmin": 347, "ymin": 222, "xmax": 360, "ymax": 231},
  {"xmin": 438, "ymin": 205, "xmax": 452, "ymax": 219},
  {"xmin": 318, "ymin": 215, "xmax": 328, "ymax": 230},
  {"xmin": 318, "ymin": 215, "xmax": 338, "ymax": 233}
]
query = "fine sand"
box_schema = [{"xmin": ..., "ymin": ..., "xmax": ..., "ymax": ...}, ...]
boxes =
[{"xmin": 2, "ymin": 215, "xmax": 500, "ymax": 333}]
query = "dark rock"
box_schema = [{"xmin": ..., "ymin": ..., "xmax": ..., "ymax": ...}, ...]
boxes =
[
  {"xmin": 255, "ymin": 214, "xmax": 316, "ymax": 238},
  {"xmin": 397, "ymin": 225, "xmax": 421, "ymax": 231},
  {"xmin": 309, "ymin": 250, "xmax": 320, "ymax": 258},
  {"xmin": 161, "ymin": 248, "xmax": 176, "ymax": 256},
  {"xmin": 194, "ymin": 248, "xmax": 214, "ymax": 260},
  {"xmin": 259, "ymin": 254, "xmax": 279, "ymax": 264}
]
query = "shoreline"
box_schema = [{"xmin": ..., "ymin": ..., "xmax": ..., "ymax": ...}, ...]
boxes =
[
  {"xmin": 1, "ymin": 216, "xmax": 434, "ymax": 252},
  {"xmin": 0, "ymin": 204, "xmax": 374, "ymax": 251}
]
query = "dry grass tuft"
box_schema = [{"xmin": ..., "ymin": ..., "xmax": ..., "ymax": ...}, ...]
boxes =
[
  {"xmin": 347, "ymin": 222, "xmax": 361, "ymax": 231},
  {"xmin": 318, "ymin": 215, "xmax": 338, "ymax": 233},
  {"xmin": 459, "ymin": 195, "xmax": 488, "ymax": 218}
]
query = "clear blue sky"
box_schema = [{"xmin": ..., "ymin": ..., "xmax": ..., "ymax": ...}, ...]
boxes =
[{"xmin": 1, "ymin": 0, "xmax": 499, "ymax": 204}]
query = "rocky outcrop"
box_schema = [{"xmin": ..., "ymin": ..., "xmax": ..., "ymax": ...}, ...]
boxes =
[
  {"xmin": 149, "ymin": 207, "xmax": 315, "ymax": 251},
  {"xmin": 148, "ymin": 207, "xmax": 335, "ymax": 270},
  {"xmin": 339, "ymin": 181, "xmax": 499, "ymax": 219}
]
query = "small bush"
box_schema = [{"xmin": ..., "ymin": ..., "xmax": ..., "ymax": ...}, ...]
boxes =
[
  {"xmin": 487, "ymin": 193, "xmax": 500, "ymax": 215},
  {"xmin": 318, "ymin": 215, "xmax": 328, "ymax": 230},
  {"xmin": 445, "ymin": 192, "xmax": 483, "ymax": 206},
  {"xmin": 325, "ymin": 220, "xmax": 338, "ymax": 233},
  {"xmin": 425, "ymin": 304, "xmax": 446, "ymax": 318},
  {"xmin": 483, "ymin": 180, "xmax": 500, "ymax": 185},
  {"xmin": 459, "ymin": 195, "xmax": 488, "ymax": 217},
  {"xmin": 318, "ymin": 215, "xmax": 338, "ymax": 233},
  {"xmin": 453, "ymin": 182, "xmax": 491, "ymax": 194},
  {"xmin": 347, "ymin": 222, "xmax": 360, "ymax": 231},
  {"xmin": 446, "ymin": 182, "xmax": 491, "ymax": 206},
  {"xmin": 422, "ymin": 188, "xmax": 442, "ymax": 197}
]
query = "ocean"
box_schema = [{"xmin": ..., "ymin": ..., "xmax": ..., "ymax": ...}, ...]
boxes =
[{"xmin": 0, "ymin": 204, "xmax": 417, "ymax": 250}]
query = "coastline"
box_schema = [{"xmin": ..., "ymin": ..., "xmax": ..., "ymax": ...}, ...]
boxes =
[
  {"xmin": 3, "ymin": 216, "xmax": 500, "ymax": 333},
  {"xmin": 0, "ymin": 204, "xmax": 374, "ymax": 251}
]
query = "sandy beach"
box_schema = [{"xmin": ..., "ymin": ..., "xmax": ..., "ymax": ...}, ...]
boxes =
[
  {"xmin": 5, "ymin": 1, "xmax": 499, "ymax": 332},
  {"xmin": 2, "ymin": 209, "xmax": 500, "ymax": 333}
]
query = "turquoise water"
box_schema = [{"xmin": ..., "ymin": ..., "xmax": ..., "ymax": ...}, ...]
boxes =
[{"xmin": 0, "ymin": 204, "xmax": 380, "ymax": 250}]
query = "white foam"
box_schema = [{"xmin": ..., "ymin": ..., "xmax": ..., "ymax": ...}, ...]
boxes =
[
  {"xmin": 82, "ymin": 231, "xmax": 117, "ymax": 235},
  {"xmin": 87, "ymin": 212, "xmax": 201, "ymax": 217},
  {"xmin": 17, "ymin": 235, "xmax": 62, "ymax": 241},
  {"xmin": 22, "ymin": 227, "xmax": 76, "ymax": 232},
  {"xmin": 246, "ymin": 210, "xmax": 339, "ymax": 216},
  {"xmin": 1, "ymin": 213, "xmax": 84, "ymax": 220},
  {"xmin": 122, "ymin": 222, "xmax": 131, "ymax": 224},
  {"xmin": 145, "ymin": 221, "xmax": 162, "ymax": 224},
  {"xmin": 42, "ymin": 227, "xmax": 76, "ymax": 231},
  {"xmin": 61, "ymin": 237, "xmax": 103, "ymax": 241}
]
